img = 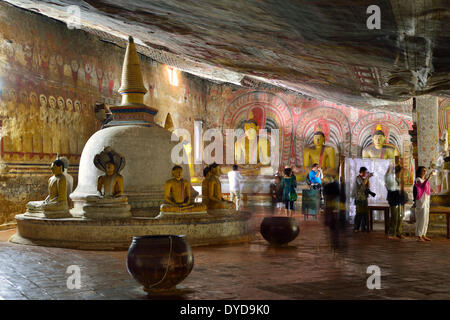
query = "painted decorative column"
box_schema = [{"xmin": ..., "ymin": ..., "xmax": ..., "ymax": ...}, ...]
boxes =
[
  {"xmin": 416, "ymin": 95, "xmax": 439, "ymax": 168},
  {"xmin": 415, "ymin": 95, "xmax": 449, "ymax": 237},
  {"xmin": 409, "ymin": 98, "xmax": 418, "ymax": 170}
]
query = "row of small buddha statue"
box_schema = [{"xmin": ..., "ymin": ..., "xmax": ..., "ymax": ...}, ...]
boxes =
[
  {"xmin": 25, "ymin": 147, "xmax": 128, "ymax": 218},
  {"xmin": 160, "ymin": 162, "xmax": 235, "ymax": 214},
  {"xmin": 25, "ymin": 146, "xmax": 235, "ymax": 218},
  {"xmin": 25, "ymin": 121, "xmax": 400, "ymax": 218}
]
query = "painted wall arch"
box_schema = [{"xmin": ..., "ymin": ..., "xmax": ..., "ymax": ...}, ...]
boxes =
[
  {"xmin": 351, "ymin": 112, "xmax": 410, "ymax": 158},
  {"xmin": 294, "ymin": 106, "xmax": 351, "ymax": 169},
  {"xmin": 222, "ymin": 91, "xmax": 294, "ymax": 166}
]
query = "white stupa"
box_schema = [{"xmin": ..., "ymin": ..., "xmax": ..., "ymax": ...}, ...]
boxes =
[{"xmin": 70, "ymin": 36, "xmax": 190, "ymax": 217}]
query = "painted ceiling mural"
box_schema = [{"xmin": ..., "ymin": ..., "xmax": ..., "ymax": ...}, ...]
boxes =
[{"xmin": 3, "ymin": 0, "xmax": 449, "ymax": 112}]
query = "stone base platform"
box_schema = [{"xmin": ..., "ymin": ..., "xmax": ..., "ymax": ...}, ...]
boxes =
[{"xmin": 9, "ymin": 211, "xmax": 253, "ymax": 250}]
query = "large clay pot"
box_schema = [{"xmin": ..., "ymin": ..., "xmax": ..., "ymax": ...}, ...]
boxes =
[
  {"xmin": 126, "ymin": 235, "xmax": 194, "ymax": 292},
  {"xmin": 260, "ymin": 217, "xmax": 299, "ymax": 245}
]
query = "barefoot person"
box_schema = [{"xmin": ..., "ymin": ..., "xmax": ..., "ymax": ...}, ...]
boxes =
[{"xmin": 415, "ymin": 166, "xmax": 435, "ymax": 242}]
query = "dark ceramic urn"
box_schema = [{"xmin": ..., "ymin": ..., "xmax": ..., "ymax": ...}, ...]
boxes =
[
  {"xmin": 126, "ymin": 235, "xmax": 194, "ymax": 292},
  {"xmin": 260, "ymin": 217, "xmax": 299, "ymax": 245}
]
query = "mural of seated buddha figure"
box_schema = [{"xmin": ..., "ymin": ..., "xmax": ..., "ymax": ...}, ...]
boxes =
[
  {"xmin": 303, "ymin": 124, "xmax": 336, "ymax": 175},
  {"xmin": 362, "ymin": 124, "xmax": 399, "ymax": 162},
  {"xmin": 160, "ymin": 165, "xmax": 206, "ymax": 213}
]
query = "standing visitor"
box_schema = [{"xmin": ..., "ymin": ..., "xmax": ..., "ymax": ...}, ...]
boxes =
[
  {"xmin": 270, "ymin": 174, "xmax": 283, "ymax": 214},
  {"xmin": 227, "ymin": 164, "xmax": 243, "ymax": 210},
  {"xmin": 353, "ymin": 167, "xmax": 373, "ymax": 232},
  {"xmin": 281, "ymin": 167, "xmax": 297, "ymax": 216},
  {"xmin": 385, "ymin": 164, "xmax": 405, "ymax": 239},
  {"xmin": 415, "ymin": 166, "xmax": 435, "ymax": 242}
]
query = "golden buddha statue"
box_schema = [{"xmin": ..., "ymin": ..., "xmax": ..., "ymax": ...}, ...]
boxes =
[
  {"xmin": 234, "ymin": 119, "xmax": 271, "ymax": 169},
  {"xmin": 58, "ymin": 156, "xmax": 73, "ymax": 205},
  {"xmin": 26, "ymin": 159, "xmax": 70, "ymax": 218},
  {"xmin": 362, "ymin": 125, "xmax": 399, "ymax": 162},
  {"xmin": 202, "ymin": 163, "xmax": 235, "ymax": 210},
  {"xmin": 303, "ymin": 126, "xmax": 336, "ymax": 174},
  {"xmin": 160, "ymin": 165, "xmax": 206, "ymax": 213}
]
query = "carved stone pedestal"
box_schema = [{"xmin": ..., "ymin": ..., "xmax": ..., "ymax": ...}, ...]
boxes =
[
  {"xmin": 70, "ymin": 196, "xmax": 131, "ymax": 219},
  {"xmin": 23, "ymin": 210, "xmax": 72, "ymax": 219}
]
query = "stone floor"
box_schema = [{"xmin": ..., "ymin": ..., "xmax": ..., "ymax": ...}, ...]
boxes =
[{"xmin": 1, "ymin": 207, "xmax": 450, "ymax": 300}]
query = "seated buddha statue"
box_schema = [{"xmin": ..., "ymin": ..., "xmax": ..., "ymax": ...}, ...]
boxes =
[
  {"xmin": 26, "ymin": 159, "xmax": 70, "ymax": 218},
  {"xmin": 362, "ymin": 125, "xmax": 399, "ymax": 163},
  {"xmin": 97, "ymin": 161, "xmax": 124, "ymax": 197},
  {"xmin": 86, "ymin": 147, "xmax": 127, "ymax": 203},
  {"xmin": 59, "ymin": 156, "xmax": 73, "ymax": 205},
  {"xmin": 202, "ymin": 163, "xmax": 235, "ymax": 211},
  {"xmin": 160, "ymin": 165, "xmax": 206, "ymax": 213},
  {"xmin": 234, "ymin": 119, "xmax": 271, "ymax": 175},
  {"xmin": 86, "ymin": 147, "xmax": 128, "ymax": 211},
  {"xmin": 80, "ymin": 147, "xmax": 131, "ymax": 219},
  {"xmin": 303, "ymin": 126, "xmax": 336, "ymax": 175}
]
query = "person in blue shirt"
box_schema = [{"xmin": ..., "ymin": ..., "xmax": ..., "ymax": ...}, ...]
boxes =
[{"xmin": 307, "ymin": 163, "xmax": 323, "ymax": 190}]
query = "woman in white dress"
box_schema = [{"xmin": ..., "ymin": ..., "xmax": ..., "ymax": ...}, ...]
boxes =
[{"xmin": 414, "ymin": 166, "xmax": 435, "ymax": 242}]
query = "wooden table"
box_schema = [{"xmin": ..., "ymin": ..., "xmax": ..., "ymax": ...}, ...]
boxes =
[
  {"xmin": 429, "ymin": 207, "xmax": 450, "ymax": 239},
  {"xmin": 368, "ymin": 204, "xmax": 390, "ymax": 233}
]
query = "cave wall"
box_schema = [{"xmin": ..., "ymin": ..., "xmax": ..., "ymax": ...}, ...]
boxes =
[
  {"xmin": 0, "ymin": 2, "xmax": 205, "ymax": 226},
  {"xmin": 203, "ymin": 84, "xmax": 414, "ymax": 180},
  {"xmin": 0, "ymin": 2, "xmax": 427, "ymax": 227}
]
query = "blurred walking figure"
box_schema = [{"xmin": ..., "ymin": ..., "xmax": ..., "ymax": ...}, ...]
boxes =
[
  {"xmin": 385, "ymin": 164, "xmax": 405, "ymax": 239},
  {"xmin": 228, "ymin": 164, "xmax": 243, "ymax": 210},
  {"xmin": 270, "ymin": 174, "xmax": 283, "ymax": 214}
]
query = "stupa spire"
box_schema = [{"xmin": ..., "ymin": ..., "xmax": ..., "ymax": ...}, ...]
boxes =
[
  {"xmin": 118, "ymin": 36, "xmax": 147, "ymax": 105},
  {"xmin": 106, "ymin": 36, "xmax": 157, "ymax": 127}
]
